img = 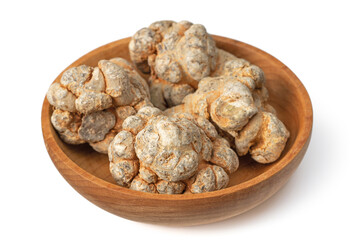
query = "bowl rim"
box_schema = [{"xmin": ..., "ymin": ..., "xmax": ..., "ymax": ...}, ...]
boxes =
[{"xmin": 42, "ymin": 35, "xmax": 313, "ymax": 201}]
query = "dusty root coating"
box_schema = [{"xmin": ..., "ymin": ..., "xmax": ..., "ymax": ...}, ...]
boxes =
[
  {"xmin": 47, "ymin": 57, "xmax": 151, "ymax": 153},
  {"xmin": 108, "ymin": 106, "xmax": 239, "ymax": 194},
  {"xmin": 129, "ymin": 20, "xmax": 217, "ymax": 109}
]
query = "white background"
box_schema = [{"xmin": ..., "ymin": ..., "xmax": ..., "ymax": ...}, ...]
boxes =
[{"xmin": 1, "ymin": 0, "xmax": 359, "ymax": 239}]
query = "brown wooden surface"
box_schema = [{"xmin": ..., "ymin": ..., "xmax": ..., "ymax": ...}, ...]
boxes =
[{"xmin": 41, "ymin": 36, "xmax": 313, "ymax": 226}]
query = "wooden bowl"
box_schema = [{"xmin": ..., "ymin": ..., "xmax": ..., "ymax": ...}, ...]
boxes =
[{"xmin": 41, "ymin": 35, "xmax": 313, "ymax": 226}]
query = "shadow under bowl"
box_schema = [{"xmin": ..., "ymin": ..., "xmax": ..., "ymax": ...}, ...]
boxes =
[{"xmin": 41, "ymin": 35, "xmax": 313, "ymax": 226}]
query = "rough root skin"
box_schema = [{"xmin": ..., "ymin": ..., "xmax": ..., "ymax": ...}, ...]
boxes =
[
  {"xmin": 47, "ymin": 58, "xmax": 150, "ymax": 154},
  {"xmin": 235, "ymin": 112, "xmax": 290, "ymax": 164},
  {"xmin": 173, "ymin": 46, "xmax": 289, "ymax": 165},
  {"xmin": 190, "ymin": 165, "xmax": 229, "ymax": 194},
  {"xmin": 129, "ymin": 21, "xmax": 217, "ymax": 109},
  {"xmin": 183, "ymin": 76, "xmax": 258, "ymax": 132},
  {"xmin": 78, "ymin": 111, "xmax": 116, "ymax": 143},
  {"xmin": 180, "ymin": 75, "xmax": 290, "ymax": 164},
  {"xmin": 108, "ymin": 108, "xmax": 239, "ymax": 194},
  {"xmin": 108, "ymin": 131, "xmax": 139, "ymax": 187},
  {"xmin": 50, "ymin": 109, "xmax": 85, "ymax": 144}
]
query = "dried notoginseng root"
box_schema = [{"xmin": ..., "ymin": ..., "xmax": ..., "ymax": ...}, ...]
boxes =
[
  {"xmin": 181, "ymin": 76, "xmax": 258, "ymax": 133},
  {"xmin": 128, "ymin": 20, "xmax": 175, "ymax": 73},
  {"xmin": 211, "ymin": 49, "xmax": 277, "ymax": 113},
  {"xmin": 164, "ymin": 112, "xmax": 238, "ymax": 193},
  {"xmin": 98, "ymin": 58, "xmax": 150, "ymax": 107},
  {"xmin": 135, "ymin": 115, "xmax": 201, "ymax": 182},
  {"xmin": 210, "ymin": 50, "xmax": 289, "ymax": 162},
  {"xmin": 79, "ymin": 111, "xmax": 116, "ymax": 142},
  {"xmin": 109, "ymin": 130, "xmax": 139, "ymax": 187},
  {"xmin": 56, "ymin": 65, "xmax": 112, "ymax": 114},
  {"xmin": 47, "ymin": 57, "xmax": 151, "ymax": 154},
  {"xmin": 189, "ymin": 165, "xmax": 229, "ymax": 194},
  {"xmin": 108, "ymin": 107, "xmax": 162, "ymax": 187},
  {"xmin": 89, "ymin": 131, "xmax": 117, "ymax": 154},
  {"xmin": 165, "ymin": 112, "xmax": 239, "ymax": 174},
  {"xmin": 130, "ymin": 20, "xmax": 217, "ymax": 84},
  {"xmin": 212, "ymin": 49, "xmax": 266, "ymax": 89},
  {"xmin": 50, "ymin": 109, "xmax": 85, "ymax": 144},
  {"xmin": 171, "ymin": 74, "xmax": 290, "ymax": 164},
  {"xmin": 129, "ymin": 20, "xmax": 217, "ymax": 109},
  {"xmin": 235, "ymin": 112, "xmax": 290, "ymax": 163},
  {"xmin": 49, "ymin": 107, "xmax": 132, "ymax": 154},
  {"xmin": 47, "ymin": 57, "xmax": 150, "ymax": 114},
  {"xmin": 149, "ymin": 79, "xmax": 195, "ymax": 110},
  {"xmin": 130, "ymin": 176, "xmax": 156, "ymax": 193},
  {"xmin": 47, "ymin": 83, "xmax": 77, "ymax": 112},
  {"xmin": 108, "ymin": 106, "xmax": 239, "ymax": 194},
  {"xmin": 155, "ymin": 180, "xmax": 186, "ymax": 194},
  {"xmin": 129, "ymin": 20, "xmax": 272, "ymax": 111}
]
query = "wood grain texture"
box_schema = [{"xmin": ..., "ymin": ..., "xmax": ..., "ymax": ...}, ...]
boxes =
[{"xmin": 41, "ymin": 36, "xmax": 313, "ymax": 226}]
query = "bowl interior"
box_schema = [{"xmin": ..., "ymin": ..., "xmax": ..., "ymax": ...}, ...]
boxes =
[{"xmin": 46, "ymin": 36, "xmax": 306, "ymax": 189}]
